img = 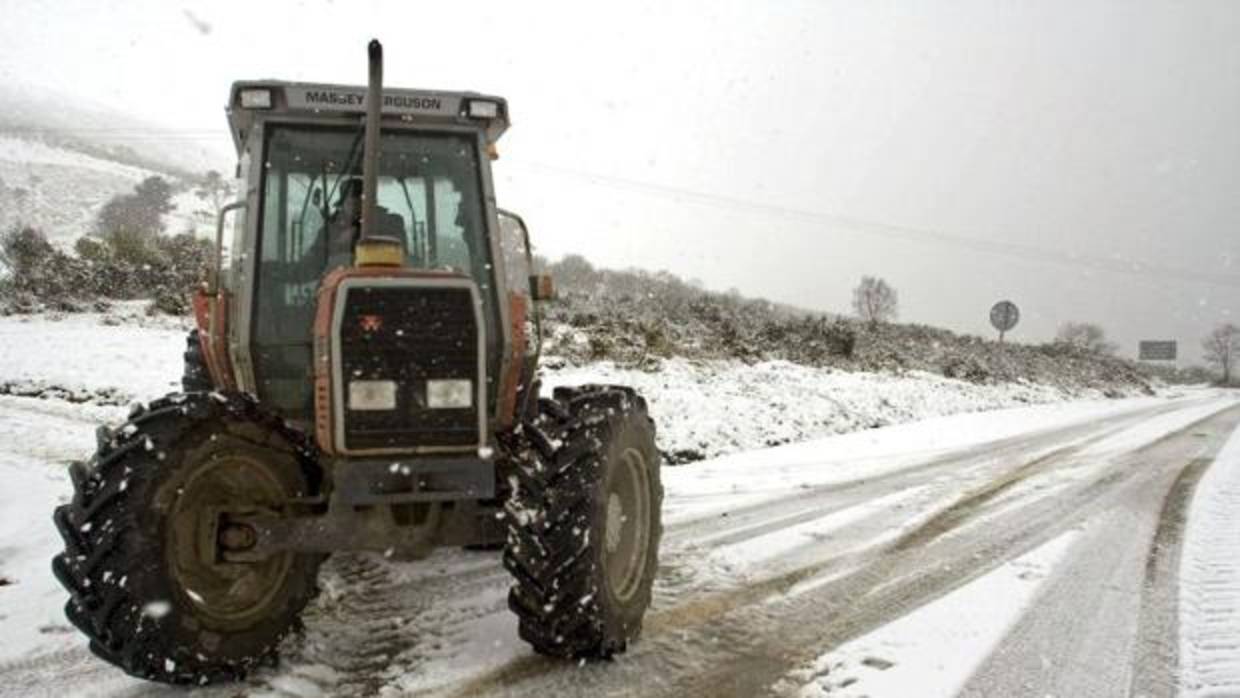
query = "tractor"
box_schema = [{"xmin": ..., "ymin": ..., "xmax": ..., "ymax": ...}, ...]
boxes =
[{"xmin": 51, "ymin": 40, "xmax": 662, "ymax": 685}]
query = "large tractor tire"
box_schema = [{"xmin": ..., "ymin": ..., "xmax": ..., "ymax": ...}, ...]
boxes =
[
  {"xmin": 182, "ymin": 329, "xmax": 212, "ymax": 393},
  {"xmin": 51, "ymin": 392, "xmax": 322, "ymax": 684},
  {"xmin": 503, "ymin": 385, "xmax": 663, "ymax": 658}
]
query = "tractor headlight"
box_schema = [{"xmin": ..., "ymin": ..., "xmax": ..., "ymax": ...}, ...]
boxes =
[
  {"xmin": 426, "ymin": 379, "xmax": 472, "ymax": 409},
  {"xmin": 349, "ymin": 380, "xmax": 397, "ymax": 411},
  {"xmin": 467, "ymin": 100, "xmax": 499, "ymax": 119},
  {"xmin": 238, "ymin": 88, "xmax": 273, "ymax": 109}
]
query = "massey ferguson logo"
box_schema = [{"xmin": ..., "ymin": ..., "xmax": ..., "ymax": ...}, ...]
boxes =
[
  {"xmin": 359, "ymin": 315, "xmax": 383, "ymax": 332},
  {"xmin": 299, "ymin": 90, "xmax": 444, "ymax": 112}
]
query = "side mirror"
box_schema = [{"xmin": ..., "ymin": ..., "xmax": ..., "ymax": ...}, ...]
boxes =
[{"xmin": 529, "ymin": 274, "xmax": 555, "ymax": 301}]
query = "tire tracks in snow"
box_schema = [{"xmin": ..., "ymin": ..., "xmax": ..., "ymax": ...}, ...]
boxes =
[
  {"xmin": 653, "ymin": 398, "xmax": 1195, "ymax": 615},
  {"xmin": 265, "ymin": 554, "xmax": 432, "ymax": 696},
  {"xmin": 956, "ymin": 406, "xmax": 1240, "ymax": 698},
  {"xmin": 667, "ymin": 398, "xmax": 1181, "ymax": 549},
  {"xmin": 1127, "ymin": 455, "xmax": 1213, "ymax": 698},
  {"xmin": 253, "ymin": 550, "xmax": 514, "ymax": 697}
]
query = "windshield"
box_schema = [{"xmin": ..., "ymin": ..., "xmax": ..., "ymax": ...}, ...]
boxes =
[
  {"xmin": 253, "ymin": 125, "xmax": 492, "ymax": 416},
  {"xmin": 261, "ymin": 125, "xmax": 487, "ymax": 279}
]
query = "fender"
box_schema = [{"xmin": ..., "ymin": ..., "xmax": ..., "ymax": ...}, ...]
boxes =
[
  {"xmin": 191, "ymin": 287, "xmax": 237, "ymax": 391},
  {"xmin": 495, "ymin": 292, "xmax": 529, "ymax": 430}
]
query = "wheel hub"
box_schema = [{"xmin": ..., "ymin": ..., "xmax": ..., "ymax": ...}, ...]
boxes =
[
  {"xmin": 603, "ymin": 448, "xmax": 651, "ymax": 603},
  {"xmin": 167, "ymin": 452, "xmax": 295, "ymax": 628},
  {"xmin": 218, "ymin": 522, "xmax": 258, "ymax": 551}
]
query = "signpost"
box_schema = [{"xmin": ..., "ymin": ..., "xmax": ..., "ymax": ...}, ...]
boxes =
[
  {"xmin": 1138, "ymin": 340, "xmax": 1177, "ymax": 362},
  {"xmin": 990, "ymin": 300, "xmax": 1020, "ymax": 343}
]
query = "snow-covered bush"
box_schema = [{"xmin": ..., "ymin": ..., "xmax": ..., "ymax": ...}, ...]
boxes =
[
  {"xmin": 0, "ymin": 221, "xmax": 211, "ymax": 316},
  {"xmin": 539, "ymin": 256, "xmax": 1154, "ymax": 397},
  {"xmin": 0, "ymin": 224, "xmax": 97, "ymax": 312}
]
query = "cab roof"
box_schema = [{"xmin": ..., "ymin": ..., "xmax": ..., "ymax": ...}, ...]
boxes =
[{"xmin": 225, "ymin": 81, "xmax": 510, "ymax": 155}]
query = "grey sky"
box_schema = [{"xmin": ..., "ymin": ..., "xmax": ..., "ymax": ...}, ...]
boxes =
[{"xmin": 0, "ymin": 0, "xmax": 1236, "ymax": 363}]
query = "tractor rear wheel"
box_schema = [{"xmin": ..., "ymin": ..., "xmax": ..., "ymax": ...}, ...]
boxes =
[
  {"xmin": 503, "ymin": 385, "xmax": 663, "ymax": 658},
  {"xmin": 51, "ymin": 392, "xmax": 321, "ymax": 684},
  {"xmin": 182, "ymin": 329, "xmax": 212, "ymax": 392}
]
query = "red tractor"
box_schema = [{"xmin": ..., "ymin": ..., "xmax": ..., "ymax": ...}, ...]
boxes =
[{"xmin": 51, "ymin": 40, "xmax": 663, "ymax": 684}]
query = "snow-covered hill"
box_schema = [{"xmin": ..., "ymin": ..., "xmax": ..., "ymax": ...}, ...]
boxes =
[
  {"xmin": 0, "ymin": 82, "xmax": 231, "ymax": 244},
  {"xmin": 0, "ymin": 135, "xmax": 222, "ymax": 244},
  {"xmin": 0, "ymin": 136, "xmax": 145, "ymax": 243}
]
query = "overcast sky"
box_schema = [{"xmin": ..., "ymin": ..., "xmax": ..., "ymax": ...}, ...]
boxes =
[{"xmin": 0, "ymin": 0, "xmax": 1236, "ymax": 362}]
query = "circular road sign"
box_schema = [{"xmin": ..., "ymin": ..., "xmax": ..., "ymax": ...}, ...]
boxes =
[{"xmin": 990, "ymin": 300, "xmax": 1020, "ymax": 333}]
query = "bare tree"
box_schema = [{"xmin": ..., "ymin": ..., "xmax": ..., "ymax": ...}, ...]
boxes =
[
  {"xmin": 193, "ymin": 170, "xmax": 233, "ymax": 222},
  {"xmin": 852, "ymin": 276, "xmax": 898, "ymax": 327},
  {"xmin": 1203, "ymin": 323, "xmax": 1239, "ymax": 385},
  {"xmin": 1055, "ymin": 322, "xmax": 1118, "ymax": 355}
]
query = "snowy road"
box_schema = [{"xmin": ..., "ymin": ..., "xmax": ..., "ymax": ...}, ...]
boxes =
[{"xmin": 1, "ymin": 389, "xmax": 1238, "ymax": 696}]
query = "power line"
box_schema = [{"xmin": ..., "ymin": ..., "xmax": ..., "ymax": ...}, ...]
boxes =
[{"xmin": 504, "ymin": 159, "xmax": 1240, "ymax": 289}]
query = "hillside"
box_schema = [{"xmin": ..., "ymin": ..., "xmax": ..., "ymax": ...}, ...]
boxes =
[
  {"xmin": 0, "ymin": 135, "xmax": 222, "ymax": 244},
  {"xmin": 539, "ymin": 255, "xmax": 1155, "ymax": 398},
  {"xmin": 0, "ymin": 82, "xmax": 228, "ymax": 243}
]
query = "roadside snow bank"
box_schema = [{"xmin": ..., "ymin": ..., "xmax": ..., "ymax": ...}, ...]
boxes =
[
  {"xmin": 543, "ymin": 357, "xmax": 1150, "ymax": 463},
  {"xmin": 1179, "ymin": 415, "xmax": 1240, "ymax": 696}
]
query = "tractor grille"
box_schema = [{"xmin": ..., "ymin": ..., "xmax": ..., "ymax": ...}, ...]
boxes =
[{"xmin": 337, "ymin": 283, "xmax": 480, "ymax": 451}]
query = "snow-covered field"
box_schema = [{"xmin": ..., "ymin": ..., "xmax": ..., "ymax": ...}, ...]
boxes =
[
  {"xmin": 0, "ymin": 305, "xmax": 190, "ymax": 401},
  {"xmin": 0, "ymin": 311, "xmax": 1237, "ymax": 697}
]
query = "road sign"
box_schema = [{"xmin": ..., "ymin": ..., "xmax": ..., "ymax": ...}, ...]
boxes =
[
  {"xmin": 1138, "ymin": 340, "xmax": 1177, "ymax": 361},
  {"xmin": 990, "ymin": 301, "xmax": 1020, "ymax": 342}
]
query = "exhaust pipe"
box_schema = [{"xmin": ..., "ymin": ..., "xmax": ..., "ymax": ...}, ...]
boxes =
[
  {"xmin": 359, "ymin": 38, "xmax": 383, "ymax": 243},
  {"xmin": 353, "ymin": 39, "xmax": 403, "ymax": 267}
]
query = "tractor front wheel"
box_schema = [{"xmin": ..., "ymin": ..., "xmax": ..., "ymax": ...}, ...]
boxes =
[
  {"xmin": 503, "ymin": 385, "xmax": 663, "ymax": 658},
  {"xmin": 51, "ymin": 392, "xmax": 321, "ymax": 684}
]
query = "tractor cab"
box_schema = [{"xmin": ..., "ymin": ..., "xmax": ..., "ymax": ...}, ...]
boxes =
[{"xmin": 202, "ymin": 79, "xmax": 541, "ymax": 450}]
